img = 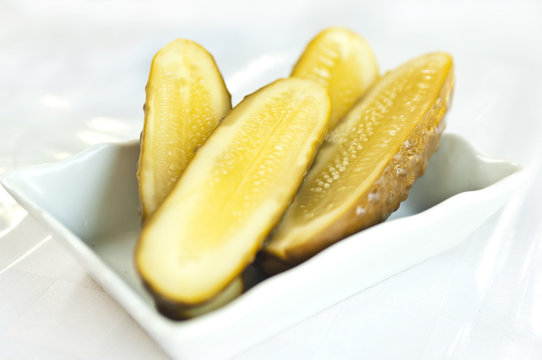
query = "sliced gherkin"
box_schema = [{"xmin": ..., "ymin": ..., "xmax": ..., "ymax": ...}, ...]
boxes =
[
  {"xmin": 261, "ymin": 52, "xmax": 455, "ymax": 273},
  {"xmin": 136, "ymin": 78, "xmax": 330, "ymax": 307},
  {"xmin": 291, "ymin": 27, "xmax": 379, "ymax": 130},
  {"xmin": 138, "ymin": 39, "xmax": 231, "ymax": 221}
]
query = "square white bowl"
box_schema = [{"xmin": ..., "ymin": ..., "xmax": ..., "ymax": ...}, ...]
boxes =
[{"xmin": 0, "ymin": 133, "xmax": 527, "ymax": 360}]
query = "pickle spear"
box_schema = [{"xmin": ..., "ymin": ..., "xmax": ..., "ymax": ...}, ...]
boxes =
[
  {"xmin": 262, "ymin": 52, "xmax": 455, "ymax": 272},
  {"xmin": 136, "ymin": 78, "xmax": 330, "ymax": 306},
  {"xmin": 291, "ymin": 27, "xmax": 379, "ymax": 130},
  {"xmin": 138, "ymin": 39, "xmax": 231, "ymax": 220}
]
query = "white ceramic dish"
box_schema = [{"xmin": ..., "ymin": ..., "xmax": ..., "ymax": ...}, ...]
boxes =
[{"xmin": 0, "ymin": 133, "xmax": 527, "ymax": 360}]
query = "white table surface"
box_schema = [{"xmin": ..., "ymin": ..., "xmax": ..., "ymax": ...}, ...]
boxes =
[{"xmin": 1, "ymin": 0, "xmax": 542, "ymax": 359}]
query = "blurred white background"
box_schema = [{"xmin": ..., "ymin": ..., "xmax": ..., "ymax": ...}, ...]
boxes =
[{"xmin": 1, "ymin": 0, "xmax": 542, "ymax": 359}]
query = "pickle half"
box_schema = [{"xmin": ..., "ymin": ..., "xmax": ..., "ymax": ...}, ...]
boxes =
[
  {"xmin": 138, "ymin": 39, "xmax": 231, "ymax": 220},
  {"xmin": 261, "ymin": 52, "xmax": 455, "ymax": 272},
  {"xmin": 291, "ymin": 27, "xmax": 379, "ymax": 130},
  {"xmin": 136, "ymin": 78, "xmax": 330, "ymax": 307}
]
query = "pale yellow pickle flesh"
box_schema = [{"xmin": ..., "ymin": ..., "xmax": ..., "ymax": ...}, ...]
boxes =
[
  {"xmin": 138, "ymin": 39, "xmax": 231, "ymax": 220},
  {"xmin": 292, "ymin": 27, "xmax": 379, "ymax": 129}
]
